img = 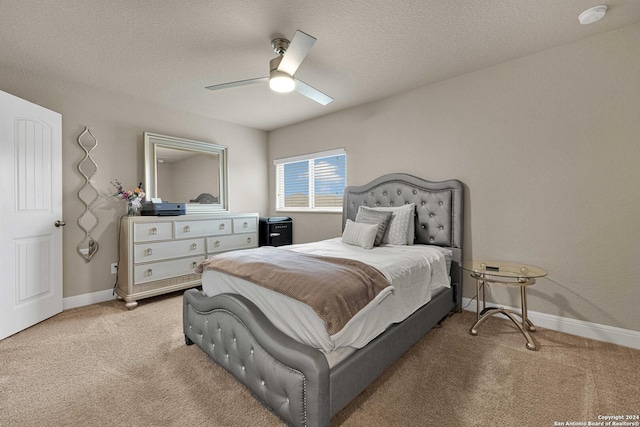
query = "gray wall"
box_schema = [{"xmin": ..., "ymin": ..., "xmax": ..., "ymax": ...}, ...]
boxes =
[
  {"xmin": 268, "ymin": 24, "xmax": 640, "ymax": 332},
  {"xmin": 1, "ymin": 22, "xmax": 637, "ymax": 335},
  {"xmin": 0, "ymin": 66, "xmax": 269, "ymax": 298}
]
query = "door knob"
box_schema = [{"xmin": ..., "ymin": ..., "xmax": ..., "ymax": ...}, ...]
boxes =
[{"xmin": 54, "ymin": 220, "xmax": 66, "ymax": 227}]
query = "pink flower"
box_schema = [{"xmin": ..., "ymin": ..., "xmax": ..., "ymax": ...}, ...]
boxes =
[{"xmin": 112, "ymin": 180, "xmax": 145, "ymax": 204}]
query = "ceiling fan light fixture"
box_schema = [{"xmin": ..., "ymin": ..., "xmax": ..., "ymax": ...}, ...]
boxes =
[
  {"xmin": 269, "ymin": 70, "xmax": 295, "ymax": 93},
  {"xmin": 206, "ymin": 30, "xmax": 332, "ymax": 104}
]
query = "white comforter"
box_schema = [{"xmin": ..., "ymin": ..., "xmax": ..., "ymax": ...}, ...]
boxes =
[{"xmin": 201, "ymin": 238, "xmax": 451, "ymax": 353}]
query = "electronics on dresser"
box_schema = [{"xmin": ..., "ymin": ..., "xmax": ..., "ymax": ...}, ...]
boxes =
[
  {"xmin": 259, "ymin": 216, "xmax": 293, "ymax": 246},
  {"xmin": 140, "ymin": 202, "xmax": 186, "ymax": 216}
]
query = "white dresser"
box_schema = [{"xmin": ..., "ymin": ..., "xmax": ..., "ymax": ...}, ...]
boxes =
[{"xmin": 116, "ymin": 213, "xmax": 258, "ymax": 309}]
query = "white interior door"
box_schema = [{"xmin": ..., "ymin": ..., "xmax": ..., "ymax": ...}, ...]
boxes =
[{"xmin": 0, "ymin": 89, "xmax": 63, "ymax": 340}]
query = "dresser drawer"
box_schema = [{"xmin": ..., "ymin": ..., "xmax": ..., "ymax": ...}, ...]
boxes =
[
  {"xmin": 174, "ymin": 219, "xmax": 232, "ymax": 238},
  {"xmin": 207, "ymin": 233, "xmax": 257, "ymax": 254},
  {"xmin": 134, "ymin": 255, "xmax": 205, "ymax": 285},
  {"xmin": 133, "ymin": 238, "xmax": 205, "ymax": 264},
  {"xmin": 134, "ymin": 222, "xmax": 173, "ymax": 242},
  {"xmin": 119, "ymin": 213, "xmax": 259, "ymax": 309},
  {"xmin": 233, "ymin": 217, "xmax": 257, "ymax": 233}
]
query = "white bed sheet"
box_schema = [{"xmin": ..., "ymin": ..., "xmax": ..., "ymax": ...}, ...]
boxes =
[{"xmin": 201, "ymin": 238, "xmax": 451, "ymax": 353}]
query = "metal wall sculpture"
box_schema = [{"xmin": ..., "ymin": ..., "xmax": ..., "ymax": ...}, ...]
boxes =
[{"xmin": 76, "ymin": 127, "xmax": 99, "ymax": 262}]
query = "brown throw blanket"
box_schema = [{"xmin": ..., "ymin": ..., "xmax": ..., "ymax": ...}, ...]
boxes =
[{"xmin": 197, "ymin": 246, "xmax": 390, "ymax": 335}]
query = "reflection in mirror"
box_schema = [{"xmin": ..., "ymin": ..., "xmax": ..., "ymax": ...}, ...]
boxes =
[
  {"xmin": 144, "ymin": 133, "xmax": 228, "ymax": 213},
  {"xmin": 155, "ymin": 146, "xmax": 220, "ymax": 203}
]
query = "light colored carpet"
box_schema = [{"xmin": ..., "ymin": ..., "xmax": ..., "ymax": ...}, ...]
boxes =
[{"xmin": 1, "ymin": 292, "xmax": 638, "ymax": 426}]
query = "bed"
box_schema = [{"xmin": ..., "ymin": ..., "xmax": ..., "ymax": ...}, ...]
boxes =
[{"xmin": 183, "ymin": 173, "xmax": 464, "ymax": 426}]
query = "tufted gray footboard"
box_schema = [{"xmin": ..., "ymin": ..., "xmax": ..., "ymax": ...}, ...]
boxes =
[
  {"xmin": 183, "ymin": 289, "xmax": 330, "ymax": 427},
  {"xmin": 183, "ymin": 284, "xmax": 458, "ymax": 427}
]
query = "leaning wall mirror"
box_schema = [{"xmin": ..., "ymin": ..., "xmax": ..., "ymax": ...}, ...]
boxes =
[{"xmin": 144, "ymin": 132, "xmax": 228, "ymax": 213}]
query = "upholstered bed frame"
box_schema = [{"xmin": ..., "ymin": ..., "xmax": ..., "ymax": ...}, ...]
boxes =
[{"xmin": 183, "ymin": 173, "xmax": 464, "ymax": 426}]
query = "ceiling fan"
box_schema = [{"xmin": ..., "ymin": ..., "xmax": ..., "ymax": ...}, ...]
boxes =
[{"xmin": 205, "ymin": 30, "xmax": 333, "ymax": 105}]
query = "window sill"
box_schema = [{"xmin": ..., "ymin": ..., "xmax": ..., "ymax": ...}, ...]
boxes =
[{"xmin": 276, "ymin": 208, "xmax": 342, "ymax": 214}]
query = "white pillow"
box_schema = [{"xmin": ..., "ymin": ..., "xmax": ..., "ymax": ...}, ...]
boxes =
[
  {"xmin": 341, "ymin": 219, "xmax": 378, "ymax": 250},
  {"xmin": 371, "ymin": 203, "xmax": 415, "ymax": 245}
]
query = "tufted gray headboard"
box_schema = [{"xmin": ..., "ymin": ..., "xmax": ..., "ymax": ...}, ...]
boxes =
[
  {"xmin": 342, "ymin": 173, "xmax": 464, "ymax": 249},
  {"xmin": 343, "ymin": 173, "xmax": 463, "ymax": 311}
]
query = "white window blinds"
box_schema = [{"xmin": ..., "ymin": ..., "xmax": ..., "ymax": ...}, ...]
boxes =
[{"xmin": 275, "ymin": 148, "xmax": 346, "ymax": 212}]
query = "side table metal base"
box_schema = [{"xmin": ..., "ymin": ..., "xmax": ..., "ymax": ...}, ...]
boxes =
[
  {"xmin": 470, "ymin": 307, "xmax": 537, "ymax": 350},
  {"xmin": 464, "ymin": 261, "xmax": 547, "ymax": 351},
  {"xmin": 470, "ymin": 275, "xmax": 538, "ymax": 351}
]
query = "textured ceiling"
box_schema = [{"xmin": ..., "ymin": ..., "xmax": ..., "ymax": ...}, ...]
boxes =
[{"xmin": 1, "ymin": 1, "xmax": 639, "ymax": 131}]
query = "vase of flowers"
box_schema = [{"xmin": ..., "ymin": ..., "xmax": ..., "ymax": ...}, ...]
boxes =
[
  {"xmin": 112, "ymin": 179, "xmax": 145, "ymax": 216},
  {"xmin": 126, "ymin": 201, "xmax": 138, "ymax": 216}
]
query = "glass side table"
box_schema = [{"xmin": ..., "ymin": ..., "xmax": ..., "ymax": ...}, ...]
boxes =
[{"xmin": 462, "ymin": 261, "xmax": 548, "ymax": 351}]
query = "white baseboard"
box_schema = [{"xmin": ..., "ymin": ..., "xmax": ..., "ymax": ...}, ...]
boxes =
[
  {"xmin": 461, "ymin": 297, "xmax": 640, "ymax": 350},
  {"xmin": 63, "ymin": 289, "xmax": 116, "ymax": 310}
]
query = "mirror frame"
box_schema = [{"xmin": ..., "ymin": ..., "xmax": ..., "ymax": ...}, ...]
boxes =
[{"xmin": 144, "ymin": 132, "xmax": 228, "ymax": 213}]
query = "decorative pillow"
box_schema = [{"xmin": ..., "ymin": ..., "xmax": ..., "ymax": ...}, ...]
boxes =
[
  {"xmin": 355, "ymin": 206, "xmax": 392, "ymax": 246},
  {"xmin": 371, "ymin": 203, "xmax": 416, "ymax": 245},
  {"xmin": 341, "ymin": 219, "xmax": 378, "ymax": 250}
]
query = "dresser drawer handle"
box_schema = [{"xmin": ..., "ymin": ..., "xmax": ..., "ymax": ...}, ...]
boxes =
[
  {"xmin": 146, "ymin": 268, "xmax": 153, "ymax": 277},
  {"xmin": 184, "ymin": 225, "xmax": 191, "ymax": 232},
  {"xmin": 219, "ymin": 223, "xmax": 225, "ymax": 230},
  {"xmin": 246, "ymin": 237, "xmax": 252, "ymax": 244},
  {"xmin": 243, "ymin": 221, "xmax": 248, "ymax": 229},
  {"xmin": 192, "ymin": 261, "xmax": 197, "ymax": 269},
  {"xmin": 150, "ymin": 227, "xmax": 157, "ymax": 235},
  {"xmin": 146, "ymin": 248, "xmax": 153, "ymax": 256},
  {"xmin": 191, "ymin": 243, "xmax": 197, "ymax": 250},
  {"xmin": 214, "ymin": 240, "xmax": 221, "ymax": 248}
]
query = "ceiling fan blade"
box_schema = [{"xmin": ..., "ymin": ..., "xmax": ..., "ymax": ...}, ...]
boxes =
[
  {"xmin": 277, "ymin": 30, "xmax": 316, "ymax": 76},
  {"xmin": 294, "ymin": 79, "xmax": 333, "ymax": 105},
  {"xmin": 205, "ymin": 77, "xmax": 268, "ymax": 91}
]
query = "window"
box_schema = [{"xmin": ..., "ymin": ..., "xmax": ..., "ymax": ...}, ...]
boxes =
[{"xmin": 275, "ymin": 148, "xmax": 346, "ymax": 212}]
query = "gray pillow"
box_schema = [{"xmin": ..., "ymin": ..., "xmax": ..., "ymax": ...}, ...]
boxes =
[{"xmin": 355, "ymin": 206, "xmax": 392, "ymax": 246}]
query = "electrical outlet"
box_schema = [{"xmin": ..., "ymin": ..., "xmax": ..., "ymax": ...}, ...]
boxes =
[{"xmin": 111, "ymin": 263, "xmax": 118, "ymax": 275}]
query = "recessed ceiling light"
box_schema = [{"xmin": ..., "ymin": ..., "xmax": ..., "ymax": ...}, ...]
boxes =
[{"xmin": 578, "ymin": 5, "xmax": 607, "ymax": 25}]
